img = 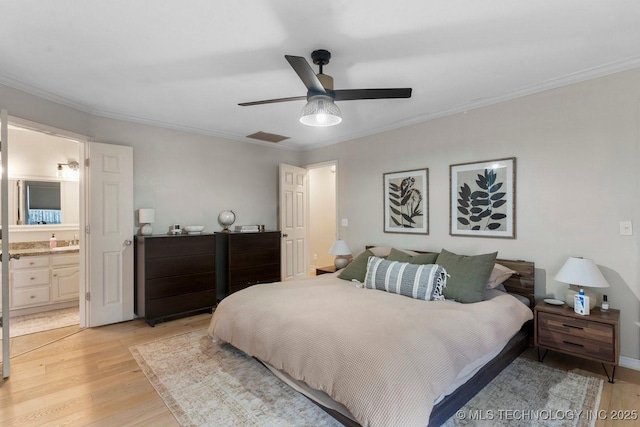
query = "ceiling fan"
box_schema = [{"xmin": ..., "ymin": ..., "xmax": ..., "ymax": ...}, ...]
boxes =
[{"xmin": 239, "ymin": 49, "xmax": 412, "ymax": 127}]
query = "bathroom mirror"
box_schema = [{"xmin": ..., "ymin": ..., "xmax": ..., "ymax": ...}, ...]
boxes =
[{"xmin": 7, "ymin": 178, "xmax": 79, "ymax": 226}]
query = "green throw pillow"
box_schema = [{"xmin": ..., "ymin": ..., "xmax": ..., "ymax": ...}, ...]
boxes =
[
  {"xmin": 387, "ymin": 248, "xmax": 439, "ymax": 265},
  {"xmin": 436, "ymin": 249, "xmax": 497, "ymax": 303},
  {"xmin": 338, "ymin": 249, "xmax": 376, "ymax": 282}
]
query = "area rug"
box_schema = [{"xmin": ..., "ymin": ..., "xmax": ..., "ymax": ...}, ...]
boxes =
[
  {"xmin": 130, "ymin": 329, "xmax": 342, "ymax": 427},
  {"xmin": 442, "ymin": 357, "xmax": 603, "ymax": 427},
  {"xmin": 131, "ymin": 329, "xmax": 603, "ymax": 427},
  {"xmin": 0, "ymin": 306, "xmax": 79, "ymax": 338}
]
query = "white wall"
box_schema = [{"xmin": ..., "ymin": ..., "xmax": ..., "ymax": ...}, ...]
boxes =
[
  {"xmin": 8, "ymin": 128, "xmax": 80, "ymax": 179},
  {"xmin": 302, "ymin": 68, "xmax": 640, "ymax": 360}
]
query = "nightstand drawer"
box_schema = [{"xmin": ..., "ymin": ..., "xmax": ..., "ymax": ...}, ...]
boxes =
[
  {"xmin": 537, "ymin": 329, "xmax": 615, "ymax": 362},
  {"xmin": 537, "ymin": 312, "xmax": 614, "ymax": 345}
]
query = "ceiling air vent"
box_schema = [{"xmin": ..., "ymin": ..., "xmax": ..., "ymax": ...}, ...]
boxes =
[{"xmin": 246, "ymin": 131, "xmax": 290, "ymax": 143}]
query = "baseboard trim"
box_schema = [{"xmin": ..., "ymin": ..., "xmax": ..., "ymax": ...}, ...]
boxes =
[{"xmin": 619, "ymin": 356, "xmax": 640, "ymax": 371}]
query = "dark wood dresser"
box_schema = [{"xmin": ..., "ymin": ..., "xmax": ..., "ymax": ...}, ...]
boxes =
[
  {"xmin": 215, "ymin": 231, "xmax": 281, "ymax": 299},
  {"xmin": 135, "ymin": 234, "xmax": 216, "ymax": 326}
]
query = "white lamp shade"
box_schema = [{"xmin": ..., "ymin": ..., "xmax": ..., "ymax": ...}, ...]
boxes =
[
  {"xmin": 138, "ymin": 209, "xmax": 155, "ymax": 224},
  {"xmin": 554, "ymin": 257, "xmax": 609, "ymax": 288},
  {"xmin": 329, "ymin": 239, "xmax": 351, "ymax": 256}
]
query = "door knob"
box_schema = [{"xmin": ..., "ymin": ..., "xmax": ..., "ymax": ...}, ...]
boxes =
[
  {"xmin": 124, "ymin": 239, "xmax": 132, "ymax": 246},
  {"xmin": 0, "ymin": 253, "xmax": 21, "ymax": 262}
]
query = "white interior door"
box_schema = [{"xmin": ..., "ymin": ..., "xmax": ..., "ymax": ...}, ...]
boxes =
[
  {"xmin": 1, "ymin": 109, "xmax": 10, "ymax": 378},
  {"xmin": 279, "ymin": 163, "xmax": 308, "ymax": 281},
  {"xmin": 86, "ymin": 142, "xmax": 134, "ymax": 327}
]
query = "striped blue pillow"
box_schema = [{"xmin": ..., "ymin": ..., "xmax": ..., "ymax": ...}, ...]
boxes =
[{"xmin": 364, "ymin": 256, "xmax": 447, "ymax": 301}]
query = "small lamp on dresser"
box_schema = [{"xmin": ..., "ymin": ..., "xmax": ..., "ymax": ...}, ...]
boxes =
[
  {"xmin": 555, "ymin": 256, "xmax": 609, "ymax": 309},
  {"xmin": 138, "ymin": 209, "xmax": 155, "ymax": 236},
  {"xmin": 329, "ymin": 239, "xmax": 351, "ymax": 269}
]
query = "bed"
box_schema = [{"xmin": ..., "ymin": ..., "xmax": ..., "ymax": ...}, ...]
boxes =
[{"xmin": 208, "ymin": 247, "xmax": 535, "ymax": 426}]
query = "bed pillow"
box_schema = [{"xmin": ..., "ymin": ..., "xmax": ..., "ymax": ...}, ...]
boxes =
[
  {"xmin": 436, "ymin": 249, "xmax": 497, "ymax": 303},
  {"xmin": 486, "ymin": 263, "xmax": 517, "ymax": 289},
  {"xmin": 363, "ymin": 256, "xmax": 447, "ymax": 301},
  {"xmin": 338, "ymin": 249, "xmax": 377, "ymax": 282},
  {"xmin": 386, "ymin": 247, "xmax": 439, "ymax": 265},
  {"xmin": 368, "ymin": 246, "xmax": 418, "ymax": 258}
]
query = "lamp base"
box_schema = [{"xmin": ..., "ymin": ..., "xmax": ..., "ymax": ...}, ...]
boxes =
[
  {"xmin": 334, "ymin": 256, "xmax": 349, "ymax": 270},
  {"xmin": 565, "ymin": 286, "xmax": 597, "ymax": 310},
  {"xmin": 140, "ymin": 223, "xmax": 153, "ymax": 236}
]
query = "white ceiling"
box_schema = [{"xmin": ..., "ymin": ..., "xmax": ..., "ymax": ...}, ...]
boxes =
[{"xmin": 2, "ymin": 1, "xmax": 640, "ymax": 150}]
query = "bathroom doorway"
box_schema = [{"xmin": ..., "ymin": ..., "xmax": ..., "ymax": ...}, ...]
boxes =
[
  {"xmin": 0, "ymin": 121, "xmax": 84, "ymax": 364},
  {"xmin": 307, "ymin": 161, "xmax": 338, "ymax": 275}
]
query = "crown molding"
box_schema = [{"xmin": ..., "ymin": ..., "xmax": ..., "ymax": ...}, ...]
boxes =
[{"xmin": 2, "ymin": 56, "xmax": 639, "ymax": 152}]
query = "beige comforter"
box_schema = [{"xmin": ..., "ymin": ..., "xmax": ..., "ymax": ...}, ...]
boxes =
[{"xmin": 208, "ymin": 273, "xmax": 533, "ymax": 427}]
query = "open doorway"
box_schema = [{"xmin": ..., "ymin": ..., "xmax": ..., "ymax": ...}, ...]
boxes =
[
  {"xmin": 307, "ymin": 162, "xmax": 337, "ymax": 276},
  {"xmin": 0, "ymin": 122, "xmax": 84, "ymax": 362}
]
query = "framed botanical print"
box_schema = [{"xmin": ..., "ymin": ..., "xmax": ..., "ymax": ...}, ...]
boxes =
[
  {"xmin": 383, "ymin": 168, "xmax": 428, "ymax": 234},
  {"xmin": 450, "ymin": 157, "xmax": 516, "ymax": 238}
]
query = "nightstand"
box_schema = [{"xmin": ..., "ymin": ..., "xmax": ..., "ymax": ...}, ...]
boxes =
[
  {"xmin": 315, "ymin": 265, "xmax": 337, "ymax": 275},
  {"xmin": 534, "ymin": 301, "xmax": 620, "ymax": 383}
]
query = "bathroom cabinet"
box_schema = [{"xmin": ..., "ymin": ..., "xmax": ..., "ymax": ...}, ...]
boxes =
[{"xmin": 9, "ymin": 252, "xmax": 80, "ymax": 313}]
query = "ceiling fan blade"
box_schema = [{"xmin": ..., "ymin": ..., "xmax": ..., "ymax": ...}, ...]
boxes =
[
  {"xmin": 239, "ymin": 95, "xmax": 307, "ymax": 107},
  {"xmin": 333, "ymin": 88, "xmax": 412, "ymax": 101},
  {"xmin": 285, "ymin": 55, "xmax": 327, "ymax": 95}
]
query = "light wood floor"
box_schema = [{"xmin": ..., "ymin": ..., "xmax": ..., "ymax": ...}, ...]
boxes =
[{"xmin": 1, "ymin": 315, "xmax": 639, "ymax": 426}]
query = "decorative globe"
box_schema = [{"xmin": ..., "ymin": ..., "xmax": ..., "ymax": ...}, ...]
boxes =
[{"xmin": 218, "ymin": 210, "xmax": 236, "ymax": 231}]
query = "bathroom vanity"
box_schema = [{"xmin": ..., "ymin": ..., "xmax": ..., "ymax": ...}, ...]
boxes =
[{"xmin": 3, "ymin": 244, "xmax": 80, "ymax": 316}]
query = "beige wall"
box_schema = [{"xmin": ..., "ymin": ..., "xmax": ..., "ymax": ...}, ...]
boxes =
[
  {"xmin": 302, "ymin": 68, "xmax": 640, "ymax": 362},
  {"xmin": 89, "ymin": 116, "xmax": 300, "ymax": 233},
  {"xmin": 8, "ymin": 128, "xmax": 80, "ymax": 179},
  {"xmin": 309, "ymin": 165, "xmax": 337, "ymax": 269}
]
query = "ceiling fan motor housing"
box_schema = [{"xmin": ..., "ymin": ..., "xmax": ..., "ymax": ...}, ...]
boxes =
[{"xmin": 311, "ymin": 49, "xmax": 331, "ymax": 66}]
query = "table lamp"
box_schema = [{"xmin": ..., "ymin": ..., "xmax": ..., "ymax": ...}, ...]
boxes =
[
  {"xmin": 555, "ymin": 256, "xmax": 609, "ymax": 309},
  {"xmin": 138, "ymin": 209, "xmax": 155, "ymax": 236},
  {"xmin": 329, "ymin": 239, "xmax": 351, "ymax": 269}
]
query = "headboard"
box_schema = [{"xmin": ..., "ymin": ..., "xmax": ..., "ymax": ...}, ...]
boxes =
[
  {"xmin": 365, "ymin": 246, "xmax": 536, "ymax": 309},
  {"xmin": 493, "ymin": 258, "xmax": 535, "ymax": 308}
]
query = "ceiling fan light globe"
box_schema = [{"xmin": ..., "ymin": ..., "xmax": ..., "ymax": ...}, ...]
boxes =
[{"xmin": 300, "ymin": 95, "xmax": 342, "ymax": 127}]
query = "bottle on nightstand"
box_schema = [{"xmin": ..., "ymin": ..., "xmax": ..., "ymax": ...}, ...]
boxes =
[
  {"xmin": 601, "ymin": 295, "xmax": 610, "ymax": 312},
  {"xmin": 574, "ymin": 288, "xmax": 590, "ymax": 315}
]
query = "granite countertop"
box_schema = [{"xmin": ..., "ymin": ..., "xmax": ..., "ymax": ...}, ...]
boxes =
[
  {"xmin": 9, "ymin": 241, "xmax": 80, "ymax": 257},
  {"xmin": 12, "ymin": 246, "xmax": 80, "ymax": 257}
]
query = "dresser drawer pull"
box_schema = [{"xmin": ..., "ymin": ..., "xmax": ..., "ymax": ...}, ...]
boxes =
[
  {"xmin": 30, "ymin": 295, "xmax": 35, "ymax": 299},
  {"xmin": 562, "ymin": 323, "xmax": 584, "ymax": 330},
  {"xmin": 562, "ymin": 340, "xmax": 584, "ymax": 348}
]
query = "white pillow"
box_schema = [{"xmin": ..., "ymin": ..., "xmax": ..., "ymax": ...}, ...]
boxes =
[{"xmin": 486, "ymin": 263, "xmax": 517, "ymax": 289}]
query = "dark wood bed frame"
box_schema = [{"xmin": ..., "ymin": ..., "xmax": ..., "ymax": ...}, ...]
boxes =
[{"xmin": 316, "ymin": 250, "xmax": 536, "ymax": 427}]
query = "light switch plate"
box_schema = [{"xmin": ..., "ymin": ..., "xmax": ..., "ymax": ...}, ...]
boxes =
[
  {"xmin": 341, "ymin": 218, "xmax": 348, "ymax": 227},
  {"xmin": 619, "ymin": 220, "xmax": 633, "ymax": 236}
]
